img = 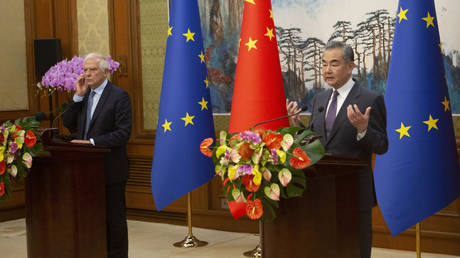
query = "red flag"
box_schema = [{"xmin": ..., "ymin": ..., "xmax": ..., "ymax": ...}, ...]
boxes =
[{"xmin": 229, "ymin": 0, "xmax": 289, "ymax": 133}]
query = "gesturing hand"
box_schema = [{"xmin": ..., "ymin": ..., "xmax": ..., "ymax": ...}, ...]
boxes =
[
  {"xmin": 286, "ymin": 99, "xmax": 302, "ymax": 127},
  {"xmin": 75, "ymin": 74, "xmax": 88, "ymax": 97},
  {"xmin": 347, "ymin": 104, "xmax": 371, "ymax": 133},
  {"xmin": 71, "ymin": 139, "xmax": 91, "ymax": 144}
]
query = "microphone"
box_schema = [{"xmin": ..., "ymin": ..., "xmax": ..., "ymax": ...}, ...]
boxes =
[
  {"xmin": 318, "ymin": 106, "xmax": 324, "ymax": 112},
  {"xmin": 51, "ymin": 106, "xmax": 71, "ymax": 129},
  {"xmin": 251, "ymin": 105, "xmax": 308, "ymax": 129}
]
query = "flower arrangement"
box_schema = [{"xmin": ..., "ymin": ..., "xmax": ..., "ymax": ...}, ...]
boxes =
[
  {"xmin": 0, "ymin": 117, "xmax": 42, "ymax": 201},
  {"xmin": 200, "ymin": 127, "xmax": 325, "ymax": 221},
  {"xmin": 36, "ymin": 56, "xmax": 120, "ymax": 94}
]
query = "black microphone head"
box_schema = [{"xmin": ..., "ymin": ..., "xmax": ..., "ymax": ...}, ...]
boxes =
[
  {"xmin": 300, "ymin": 105, "xmax": 308, "ymax": 112},
  {"xmin": 35, "ymin": 111, "xmax": 48, "ymax": 121},
  {"xmin": 318, "ymin": 106, "xmax": 324, "ymax": 112}
]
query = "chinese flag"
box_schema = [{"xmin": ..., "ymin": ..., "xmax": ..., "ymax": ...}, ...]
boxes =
[
  {"xmin": 228, "ymin": 0, "xmax": 288, "ymax": 219},
  {"xmin": 229, "ymin": 0, "xmax": 289, "ymax": 133}
]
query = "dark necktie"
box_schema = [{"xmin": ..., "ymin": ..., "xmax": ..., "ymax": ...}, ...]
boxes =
[
  {"xmin": 325, "ymin": 90, "xmax": 339, "ymax": 138},
  {"xmin": 84, "ymin": 91, "xmax": 96, "ymax": 140}
]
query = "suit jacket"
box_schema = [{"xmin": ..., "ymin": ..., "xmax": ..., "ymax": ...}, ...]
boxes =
[
  {"xmin": 63, "ymin": 81, "xmax": 132, "ymax": 184},
  {"xmin": 309, "ymin": 81, "xmax": 388, "ymax": 210}
]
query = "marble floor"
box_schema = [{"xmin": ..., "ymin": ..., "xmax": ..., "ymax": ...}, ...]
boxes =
[{"xmin": 1, "ymin": 218, "xmax": 458, "ymax": 258}]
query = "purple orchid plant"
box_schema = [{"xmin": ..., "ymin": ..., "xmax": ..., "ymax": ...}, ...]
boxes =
[{"xmin": 36, "ymin": 56, "xmax": 120, "ymax": 93}]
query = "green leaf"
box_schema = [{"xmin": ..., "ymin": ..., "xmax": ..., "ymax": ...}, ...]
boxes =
[
  {"xmin": 286, "ymin": 184, "xmax": 304, "ymax": 198},
  {"xmin": 300, "ymin": 138, "xmax": 325, "ymax": 167},
  {"xmin": 277, "ymin": 126, "xmax": 303, "ymax": 135}
]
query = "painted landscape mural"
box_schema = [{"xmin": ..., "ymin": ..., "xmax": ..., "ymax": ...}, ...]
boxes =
[{"xmin": 197, "ymin": 0, "xmax": 460, "ymax": 113}]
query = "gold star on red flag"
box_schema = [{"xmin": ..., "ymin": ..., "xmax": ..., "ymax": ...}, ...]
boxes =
[{"xmin": 229, "ymin": 0, "xmax": 289, "ymax": 132}]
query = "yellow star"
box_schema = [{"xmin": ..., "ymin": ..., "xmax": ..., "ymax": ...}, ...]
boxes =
[
  {"xmin": 198, "ymin": 97, "xmax": 208, "ymax": 110},
  {"xmin": 395, "ymin": 122, "xmax": 411, "ymax": 139},
  {"xmin": 181, "ymin": 113, "xmax": 195, "ymax": 127},
  {"xmin": 183, "ymin": 29, "xmax": 195, "ymax": 42},
  {"xmin": 245, "ymin": 0, "xmax": 255, "ymax": 4},
  {"xmin": 204, "ymin": 78, "xmax": 209, "ymax": 88},
  {"xmin": 269, "ymin": 9, "xmax": 273, "ymax": 20},
  {"xmin": 198, "ymin": 51, "xmax": 205, "ymax": 63},
  {"xmin": 441, "ymin": 96, "xmax": 450, "ymax": 111},
  {"xmin": 264, "ymin": 27, "xmax": 275, "ymax": 41},
  {"xmin": 397, "ymin": 7, "xmax": 408, "ymax": 23},
  {"xmin": 167, "ymin": 26, "xmax": 173, "ymax": 37},
  {"xmin": 422, "ymin": 12, "xmax": 435, "ymax": 28},
  {"xmin": 162, "ymin": 119, "xmax": 172, "ymax": 133},
  {"xmin": 424, "ymin": 114, "xmax": 439, "ymax": 132},
  {"xmin": 245, "ymin": 37, "xmax": 258, "ymax": 52}
]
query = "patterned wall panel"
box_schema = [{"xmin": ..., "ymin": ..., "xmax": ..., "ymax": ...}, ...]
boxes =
[
  {"xmin": 0, "ymin": 0, "xmax": 29, "ymax": 111},
  {"xmin": 77, "ymin": 0, "xmax": 110, "ymax": 56},
  {"xmin": 140, "ymin": 0, "xmax": 168, "ymax": 130}
]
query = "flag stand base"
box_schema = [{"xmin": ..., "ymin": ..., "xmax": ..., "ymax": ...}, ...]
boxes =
[
  {"xmin": 173, "ymin": 235, "xmax": 208, "ymax": 248},
  {"xmin": 173, "ymin": 192, "xmax": 208, "ymax": 248},
  {"xmin": 243, "ymin": 244, "xmax": 262, "ymax": 257}
]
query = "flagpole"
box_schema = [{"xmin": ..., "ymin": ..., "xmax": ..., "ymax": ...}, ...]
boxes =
[
  {"xmin": 173, "ymin": 192, "xmax": 208, "ymax": 248},
  {"xmin": 416, "ymin": 222, "xmax": 421, "ymax": 258}
]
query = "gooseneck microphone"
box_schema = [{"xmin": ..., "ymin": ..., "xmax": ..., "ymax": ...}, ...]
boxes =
[
  {"xmin": 251, "ymin": 105, "xmax": 308, "ymax": 129},
  {"xmin": 51, "ymin": 106, "xmax": 71, "ymax": 129}
]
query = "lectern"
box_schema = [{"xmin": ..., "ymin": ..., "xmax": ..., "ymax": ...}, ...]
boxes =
[
  {"xmin": 25, "ymin": 134, "xmax": 110, "ymax": 258},
  {"xmin": 262, "ymin": 155, "xmax": 366, "ymax": 258}
]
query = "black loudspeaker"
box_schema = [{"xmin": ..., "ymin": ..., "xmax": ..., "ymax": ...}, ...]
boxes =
[{"xmin": 34, "ymin": 38, "xmax": 62, "ymax": 79}]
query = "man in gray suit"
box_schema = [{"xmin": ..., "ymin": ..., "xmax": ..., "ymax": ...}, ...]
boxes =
[{"xmin": 287, "ymin": 41, "xmax": 388, "ymax": 258}]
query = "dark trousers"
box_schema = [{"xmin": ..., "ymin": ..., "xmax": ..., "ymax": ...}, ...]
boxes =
[
  {"xmin": 360, "ymin": 209, "xmax": 372, "ymax": 258},
  {"xmin": 106, "ymin": 182, "xmax": 128, "ymax": 258}
]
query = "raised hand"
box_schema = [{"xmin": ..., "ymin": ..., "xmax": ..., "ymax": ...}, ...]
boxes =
[
  {"xmin": 347, "ymin": 104, "xmax": 371, "ymax": 133},
  {"xmin": 286, "ymin": 99, "xmax": 302, "ymax": 127},
  {"xmin": 75, "ymin": 74, "xmax": 89, "ymax": 97}
]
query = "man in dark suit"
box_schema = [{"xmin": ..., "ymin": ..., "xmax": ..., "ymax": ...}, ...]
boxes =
[
  {"xmin": 63, "ymin": 53, "xmax": 132, "ymax": 258},
  {"xmin": 287, "ymin": 41, "xmax": 388, "ymax": 258}
]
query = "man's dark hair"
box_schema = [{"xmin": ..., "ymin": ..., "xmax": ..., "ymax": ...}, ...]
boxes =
[{"xmin": 325, "ymin": 41, "xmax": 354, "ymax": 63}]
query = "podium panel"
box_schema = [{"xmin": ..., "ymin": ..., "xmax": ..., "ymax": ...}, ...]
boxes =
[
  {"xmin": 26, "ymin": 140, "xmax": 110, "ymax": 258},
  {"xmin": 262, "ymin": 155, "xmax": 366, "ymax": 258}
]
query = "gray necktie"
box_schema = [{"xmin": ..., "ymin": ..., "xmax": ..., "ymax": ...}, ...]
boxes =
[
  {"xmin": 325, "ymin": 90, "xmax": 339, "ymax": 138},
  {"xmin": 84, "ymin": 91, "xmax": 96, "ymax": 140}
]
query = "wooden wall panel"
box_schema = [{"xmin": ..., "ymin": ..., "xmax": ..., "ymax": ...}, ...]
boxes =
[{"xmin": 0, "ymin": 0, "xmax": 78, "ymax": 221}]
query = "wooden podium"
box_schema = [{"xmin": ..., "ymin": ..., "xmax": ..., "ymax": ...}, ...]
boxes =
[
  {"xmin": 25, "ymin": 135, "xmax": 110, "ymax": 258},
  {"xmin": 262, "ymin": 155, "xmax": 366, "ymax": 258}
]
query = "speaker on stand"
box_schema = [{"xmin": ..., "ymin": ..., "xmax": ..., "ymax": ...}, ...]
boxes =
[{"xmin": 33, "ymin": 38, "xmax": 62, "ymax": 126}]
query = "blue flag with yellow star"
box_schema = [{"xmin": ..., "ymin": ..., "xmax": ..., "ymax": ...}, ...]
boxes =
[
  {"xmin": 374, "ymin": 0, "xmax": 460, "ymax": 235},
  {"xmin": 151, "ymin": 0, "xmax": 215, "ymax": 211}
]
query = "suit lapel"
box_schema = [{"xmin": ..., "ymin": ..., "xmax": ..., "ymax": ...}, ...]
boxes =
[
  {"xmin": 87, "ymin": 82, "xmax": 112, "ymax": 134},
  {"xmin": 326, "ymin": 82, "xmax": 360, "ymax": 144},
  {"xmin": 317, "ymin": 89, "xmax": 332, "ymax": 142}
]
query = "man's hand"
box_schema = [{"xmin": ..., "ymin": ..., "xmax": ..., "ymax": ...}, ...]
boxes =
[
  {"xmin": 71, "ymin": 139, "xmax": 91, "ymax": 144},
  {"xmin": 286, "ymin": 99, "xmax": 302, "ymax": 127},
  {"xmin": 75, "ymin": 74, "xmax": 88, "ymax": 97},
  {"xmin": 347, "ymin": 104, "xmax": 371, "ymax": 133}
]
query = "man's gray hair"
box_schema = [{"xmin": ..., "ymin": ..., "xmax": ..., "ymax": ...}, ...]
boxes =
[
  {"xmin": 84, "ymin": 52, "xmax": 109, "ymax": 71},
  {"xmin": 325, "ymin": 41, "xmax": 354, "ymax": 63}
]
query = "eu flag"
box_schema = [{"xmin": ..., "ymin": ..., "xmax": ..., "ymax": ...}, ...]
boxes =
[
  {"xmin": 374, "ymin": 0, "xmax": 460, "ymax": 235},
  {"xmin": 151, "ymin": 0, "xmax": 215, "ymax": 211}
]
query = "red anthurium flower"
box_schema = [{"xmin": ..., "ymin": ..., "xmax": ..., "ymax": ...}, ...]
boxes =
[
  {"xmin": 0, "ymin": 161, "xmax": 5, "ymax": 175},
  {"xmin": 0, "ymin": 134, "xmax": 4, "ymax": 144},
  {"xmin": 263, "ymin": 132, "xmax": 283, "ymax": 150},
  {"xmin": 228, "ymin": 134, "xmax": 242, "ymax": 147},
  {"xmin": 15, "ymin": 125, "xmax": 21, "ymax": 131},
  {"xmin": 25, "ymin": 130, "xmax": 37, "ymax": 147},
  {"xmin": 246, "ymin": 199, "xmax": 263, "ymax": 220},
  {"xmin": 200, "ymin": 138, "xmax": 213, "ymax": 157},
  {"xmin": 0, "ymin": 182, "xmax": 5, "ymax": 196},
  {"xmin": 289, "ymin": 147, "xmax": 311, "ymax": 169},
  {"xmin": 242, "ymin": 174, "xmax": 260, "ymax": 192},
  {"xmin": 238, "ymin": 142, "xmax": 253, "ymax": 160}
]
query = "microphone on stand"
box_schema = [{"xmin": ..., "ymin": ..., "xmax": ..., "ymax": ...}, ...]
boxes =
[
  {"xmin": 251, "ymin": 105, "xmax": 308, "ymax": 129},
  {"xmin": 51, "ymin": 106, "xmax": 71, "ymax": 129}
]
